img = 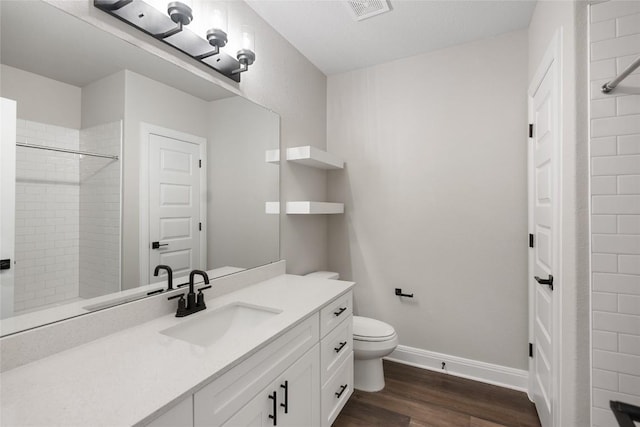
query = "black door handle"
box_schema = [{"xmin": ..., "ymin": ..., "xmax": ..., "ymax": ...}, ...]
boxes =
[
  {"xmin": 152, "ymin": 241, "xmax": 168, "ymax": 249},
  {"xmin": 534, "ymin": 275, "xmax": 554, "ymax": 291},
  {"xmin": 268, "ymin": 391, "xmax": 277, "ymax": 426},
  {"xmin": 0, "ymin": 259, "xmax": 10, "ymax": 270},
  {"xmin": 279, "ymin": 380, "xmax": 288, "ymax": 414},
  {"xmin": 335, "ymin": 384, "xmax": 348, "ymax": 398},
  {"xmin": 333, "ymin": 307, "xmax": 347, "ymax": 317}
]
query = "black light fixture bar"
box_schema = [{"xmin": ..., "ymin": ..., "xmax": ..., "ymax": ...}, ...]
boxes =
[{"xmin": 94, "ymin": 0, "xmax": 242, "ymax": 82}]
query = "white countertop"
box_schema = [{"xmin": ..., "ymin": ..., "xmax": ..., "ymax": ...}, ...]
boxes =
[{"xmin": 0, "ymin": 274, "xmax": 354, "ymax": 426}]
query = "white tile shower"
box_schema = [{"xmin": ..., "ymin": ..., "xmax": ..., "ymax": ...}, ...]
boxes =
[
  {"xmin": 589, "ymin": 1, "xmax": 640, "ymax": 426},
  {"xmin": 13, "ymin": 119, "xmax": 121, "ymax": 313}
]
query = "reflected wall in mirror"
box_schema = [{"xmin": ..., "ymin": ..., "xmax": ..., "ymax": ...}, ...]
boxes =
[{"xmin": 0, "ymin": 0, "xmax": 280, "ymax": 336}]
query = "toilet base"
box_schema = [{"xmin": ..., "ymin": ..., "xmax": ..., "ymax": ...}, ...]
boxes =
[{"xmin": 354, "ymin": 357, "xmax": 385, "ymax": 392}]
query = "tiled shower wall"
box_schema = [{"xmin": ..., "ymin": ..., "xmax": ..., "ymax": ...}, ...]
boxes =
[
  {"xmin": 79, "ymin": 122, "xmax": 122, "ymax": 299},
  {"xmin": 13, "ymin": 119, "xmax": 122, "ymax": 312},
  {"xmin": 589, "ymin": 1, "xmax": 640, "ymax": 426},
  {"xmin": 14, "ymin": 120, "xmax": 80, "ymax": 313}
]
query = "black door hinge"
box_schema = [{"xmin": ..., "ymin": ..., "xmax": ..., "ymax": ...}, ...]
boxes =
[
  {"xmin": 528, "ymin": 124, "xmax": 534, "ymax": 138},
  {"xmin": 199, "ymin": 222, "xmax": 202, "ymax": 231},
  {"xmin": 529, "ymin": 343, "xmax": 533, "ymax": 358},
  {"xmin": 199, "ymin": 159, "xmax": 202, "ymax": 168},
  {"xmin": 529, "ymin": 233, "xmax": 534, "ymax": 248}
]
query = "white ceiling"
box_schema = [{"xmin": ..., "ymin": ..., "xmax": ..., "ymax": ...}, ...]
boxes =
[{"xmin": 246, "ymin": 0, "xmax": 536, "ymax": 75}]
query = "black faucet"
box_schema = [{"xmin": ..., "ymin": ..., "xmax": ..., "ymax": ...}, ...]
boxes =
[
  {"xmin": 168, "ymin": 269, "xmax": 211, "ymax": 317},
  {"xmin": 153, "ymin": 265, "xmax": 174, "ymax": 291}
]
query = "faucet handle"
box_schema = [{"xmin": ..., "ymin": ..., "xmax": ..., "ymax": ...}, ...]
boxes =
[{"xmin": 198, "ymin": 285, "xmax": 212, "ymax": 292}]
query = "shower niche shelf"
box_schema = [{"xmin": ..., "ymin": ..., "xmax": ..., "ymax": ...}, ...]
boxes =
[
  {"xmin": 286, "ymin": 146, "xmax": 344, "ymax": 170},
  {"xmin": 286, "ymin": 202, "xmax": 344, "ymax": 215}
]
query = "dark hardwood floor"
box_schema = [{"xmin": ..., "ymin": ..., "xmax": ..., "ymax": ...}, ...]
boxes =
[{"xmin": 334, "ymin": 360, "xmax": 541, "ymax": 427}]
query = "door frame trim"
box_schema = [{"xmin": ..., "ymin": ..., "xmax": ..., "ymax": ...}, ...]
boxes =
[
  {"xmin": 139, "ymin": 123, "xmax": 207, "ymax": 286},
  {"xmin": 0, "ymin": 98, "xmax": 17, "ymax": 319},
  {"xmin": 527, "ymin": 29, "xmax": 563, "ymax": 427}
]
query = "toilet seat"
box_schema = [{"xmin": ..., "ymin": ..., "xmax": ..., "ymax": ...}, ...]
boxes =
[{"xmin": 353, "ymin": 316, "xmax": 396, "ymax": 342}]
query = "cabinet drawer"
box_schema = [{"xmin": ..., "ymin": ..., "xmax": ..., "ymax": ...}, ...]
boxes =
[
  {"xmin": 321, "ymin": 352, "xmax": 353, "ymax": 427},
  {"xmin": 320, "ymin": 316, "xmax": 352, "ymax": 386},
  {"xmin": 194, "ymin": 314, "xmax": 319, "ymax": 426},
  {"xmin": 320, "ymin": 292, "xmax": 352, "ymax": 338}
]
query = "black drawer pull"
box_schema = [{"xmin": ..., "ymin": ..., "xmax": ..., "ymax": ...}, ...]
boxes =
[
  {"xmin": 335, "ymin": 384, "xmax": 348, "ymax": 398},
  {"xmin": 333, "ymin": 307, "xmax": 347, "ymax": 317},
  {"xmin": 334, "ymin": 341, "xmax": 347, "ymax": 353},
  {"xmin": 268, "ymin": 391, "xmax": 277, "ymax": 426},
  {"xmin": 280, "ymin": 381, "xmax": 288, "ymax": 414}
]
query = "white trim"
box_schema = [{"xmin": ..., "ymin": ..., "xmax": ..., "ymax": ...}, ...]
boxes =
[
  {"xmin": 139, "ymin": 123, "xmax": 207, "ymax": 286},
  {"xmin": 527, "ymin": 29, "xmax": 563, "ymax": 427},
  {"xmin": 386, "ymin": 345, "xmax": 529, "ymax": 392}
]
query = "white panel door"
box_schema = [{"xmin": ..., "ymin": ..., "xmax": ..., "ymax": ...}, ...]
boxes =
[
  {"xmin": 529, "ymin": 49, "xmax": 559, "ymax": 427},
  {"xmin": 0, "ymin": 98, "xmax": 17, "ymax": 319},
  {"xmin": 148, "ymin": 134, "xmax": 201, "ymax": 281}
]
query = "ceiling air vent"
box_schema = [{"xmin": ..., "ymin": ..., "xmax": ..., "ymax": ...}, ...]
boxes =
[{"xmin": 345, "ymin": 0, "xmax": 391, "ymax": 21}]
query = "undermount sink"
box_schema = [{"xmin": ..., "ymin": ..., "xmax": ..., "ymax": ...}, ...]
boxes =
[{"xmin": 160, "ymin": 302, "xmax": 283, "ymax": 347}]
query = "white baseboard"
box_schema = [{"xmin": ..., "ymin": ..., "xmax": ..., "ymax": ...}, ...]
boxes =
[{"xmin": 385, "ymin": 345, "xmax": 529, "ymax": 392}]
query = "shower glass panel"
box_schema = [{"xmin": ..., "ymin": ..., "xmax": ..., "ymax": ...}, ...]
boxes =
[{"xmin": 13, "ymin": 119, "xmax": 122, "ymax": 314}]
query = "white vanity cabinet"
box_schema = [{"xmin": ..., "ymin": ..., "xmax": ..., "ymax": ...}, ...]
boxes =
[{"xmin": 145, "ymin": 290, "xmax": 354, "ymax": 427}]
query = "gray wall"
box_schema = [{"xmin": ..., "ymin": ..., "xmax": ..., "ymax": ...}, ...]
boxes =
[
  {"xmin": 207, "ymin": 97, "xmax": 279, "ymax": 270},
  {"xmin": 326, "ymin": 30, "xmax": 529, "ymax": 370},
  {"xmin": 528, "ymin": 1, "xmax": 590, "ymax": 425},
  {"xmin": 0, "ymin": 64, "xmax": 81, "ymax": 129},
  {"xmin": 81, "ymin": 70, "xmax": 125, "ymax": 129}
]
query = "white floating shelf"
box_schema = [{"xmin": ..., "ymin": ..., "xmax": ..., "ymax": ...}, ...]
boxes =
[
  {"xmin": 265, "ymin": 202, "xmax": 280, "ymax": 214},
  {"xmin": 286, "ymin": 146, "xmax": 344, "ymax": 170},
  {"xmin": 286, "ymin": 202, "xmax": 344, "ymax": 215},
  {"xmin": 265, "ymin": 149, "xmax": 280, "ymax": 164}
]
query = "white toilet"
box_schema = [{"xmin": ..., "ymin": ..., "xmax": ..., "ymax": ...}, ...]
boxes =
[{"xmin": 305, "ymin": 271, "xmax": 399, "ymax": 392}]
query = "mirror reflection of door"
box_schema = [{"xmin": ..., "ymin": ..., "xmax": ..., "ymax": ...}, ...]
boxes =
[{"xmin": 145, "ymin": 127, "xmax": 206, "ymax": 284}]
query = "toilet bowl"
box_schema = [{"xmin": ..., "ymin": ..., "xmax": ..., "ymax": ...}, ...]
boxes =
[
  {"xmin": 304, "ymin": 271, "xmax": 399, "ymax": 392},
  {"xmin": 352, "ymin": 315, "xmax": 398, "ymax": 392}
]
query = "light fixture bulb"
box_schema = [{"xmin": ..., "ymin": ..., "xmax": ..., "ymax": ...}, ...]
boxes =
[{"xmin": 239, "ymin": 25, "xmax": 255, "ymax": 53}]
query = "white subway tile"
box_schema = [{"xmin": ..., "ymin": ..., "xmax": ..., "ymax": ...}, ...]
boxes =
[
  {"xmin": 618, "ymin": 175, "xmax": 640, "ymax": 194},
  {"xmin": 619, "ymin": 373, "xmax": 640, "ymax": 396},
  {"xmin": 594, "ymin": 292, "xmax": 620, "ymax": 312},
  {"xmin": 593, "ymin": 349, "xmax": 640, "ymax": 376},
  {"xmin": 593, "ymin": 215, "xmax": 618, "ymax": 233},
  {"xmin": 595, "ymin": 329, "xmax": 619, "ymax": 351},
  {"xmin": 593, "ymin": 97, "xmax": 618, "ymax": 118},
  {"xmin": 592, "ymin": 0, "xmax": 640, "ymax": 23},
  {"xmin": 593, "ymin": 387, "xmax": 640, "ymax": 409},
  {"xmin": 593, "ymin": 253, "xmax": 617, "ymax": 273},
  {"xmin": 618, "ymin": 54, "xmax": 640, "ymax": 75},
  {"xmin": 617, "ymin": 95, "xmax": 640, "ymax": 116},
  {"xmin": 592, "ymin": 58, "xmax": 618, "ymax": 80},
  {"xmin": 592, "ymin": 18, "xmax": 617, "ymax": 41},
  {"xmin": 592, "ymin": 34, "xmax": 640, "ymax": 60},
  {"xmin": 619, "ymin": 255, "xmax": 640, "ymax": 274},
  {"xmin": 593, "ymin": 368, "xmax": 619, "ymax": 390},
  {"xmin": 619, "ymin": 215, "xmax": 640, "ymax": 233},
  {"xmin": 620, "ymin": 333, "xmax": 640, "ymax": 355},
  {"xmin": 617, "ymin": 13, "xmax": 640, "ymax": 36},
  {"xmin": 619, "ymin": 134, "xmax": 640, "ymax": 155},
  {"xmin": 592, "ymin": 155, "xmax": 640, "ymax": 175},
  {"xmin": 619, "ymin": 295, "xmax": 640, "ymax": 315},
  {"xmin": 593, "ymin": 311, "xmax": 640, "ymax": 335},
  {"xmin": 593, "ymin": 176, "xmax": 619, "ymax": 195},
  {"xmin": 593, "ymin": 406, "xmax": 619, "ymax": 427},
  {"xmin": 594, "ymin": 272, "xmax": 640, "ymax": 294},
  {"xmin": 592, "ymin": 195, "xmax": 640, "ymax": 214},
  {"xmin": 592, "ymin": 115, "xmax": 640, "ymax": 137}
]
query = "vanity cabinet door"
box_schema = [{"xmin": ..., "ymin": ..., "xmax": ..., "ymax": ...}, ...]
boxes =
[
  {"xmin": 277, "ymin": 344, "xmax": 320, "ymax": 427},
  {"xmin": 221, "ymin": 345, "xmax": 320, "ymax": 427}
]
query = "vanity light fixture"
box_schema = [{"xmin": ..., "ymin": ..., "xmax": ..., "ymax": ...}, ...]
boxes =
[{"xmin": 94, "ymin": 0, "xmax": 256, "ymax": 82}]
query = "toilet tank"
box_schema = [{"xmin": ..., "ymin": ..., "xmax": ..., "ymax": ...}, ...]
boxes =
[{"xmin": 305, "ymin": 271, "xmax": 339, "ymax": 280}]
